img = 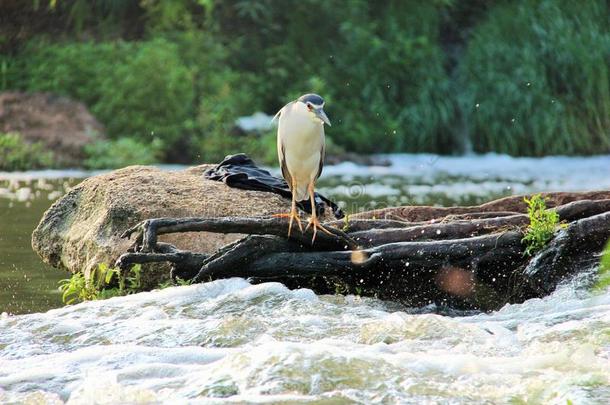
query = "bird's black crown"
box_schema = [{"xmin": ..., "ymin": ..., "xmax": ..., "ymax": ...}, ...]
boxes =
[{"xmin": 298, "ymin": 93, "xmax": 324, "ymax": 106}]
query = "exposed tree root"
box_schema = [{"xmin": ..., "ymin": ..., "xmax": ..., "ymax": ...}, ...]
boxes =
[{"xmin": 115, "ymin": 192, "xmax": 610, "ymax": 311}]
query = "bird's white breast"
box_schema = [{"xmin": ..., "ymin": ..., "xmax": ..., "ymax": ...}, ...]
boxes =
[{"xmin": 277, "ymin": 102, "xmax": 325, "ymax": 198}]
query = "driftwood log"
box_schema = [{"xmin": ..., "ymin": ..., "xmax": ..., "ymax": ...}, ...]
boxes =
[{"xmin": 116, "ymin": 191, "xmax": 610, "ymax": 311}]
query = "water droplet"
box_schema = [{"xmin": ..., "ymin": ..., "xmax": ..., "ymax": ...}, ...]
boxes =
[{"xmin": 475, "ymin": 103, "xmax": 480, "ymax": 108}]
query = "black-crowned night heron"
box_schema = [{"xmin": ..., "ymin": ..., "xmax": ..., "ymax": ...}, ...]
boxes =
[{"xmin": 274, "ymin": 93, "xmax": 332, "ymax": 242}]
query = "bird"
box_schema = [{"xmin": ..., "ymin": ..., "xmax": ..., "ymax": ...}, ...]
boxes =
[{"xmin": 273, "ymin": 93, "xmax": 332, "ymax": 242}]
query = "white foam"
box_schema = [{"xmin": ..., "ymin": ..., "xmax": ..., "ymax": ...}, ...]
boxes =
[
  {"xmin": 3, "ymin": 273, "xmax": 609, "ymax": 402},
  {"xmin": 322, "ymin": 153, "xmax": 610, "ymax": 196},
  {"xmin": 1, "ymin": 281, "xmax": 609, "ymax": 403}
]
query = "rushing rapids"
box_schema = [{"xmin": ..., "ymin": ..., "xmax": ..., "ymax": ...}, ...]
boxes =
[{"xmin": 1, "ymin": 276, "xmax": 609, "ymax": 403}]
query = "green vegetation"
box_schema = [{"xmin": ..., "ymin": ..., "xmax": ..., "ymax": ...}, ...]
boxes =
[
  {"xmin": 58, "ymin": 263, "xmax": 193, "ymax": 305},
  {"xmin": 59, "ymin": 263, "xmax": 142, "ymax": 304},
  {"xmin": 0, "ymin": 132, "xmax": 54, "ymax": 171},
  {"xmin": 1, "ymin": 0, "xmax": 609, "ymax": 169},
  {"xmin": 157, "ymin": 277, "xmax": 193, "ymax": 289},
  {"xmin": 83, "ymin": 138, "xmax": 162, "ymax": 169},
  {"xmin": 459, "ymin": 0, "xmax": 610, "ymax": 155},
  {"xmin": 591, "ymin": 241, "xmax": 610, "ymax": 293},
  {"xmin": 16, "ymin": 39, "xmax": 196, "ymax": 158},
  {"xmin": 521, "ymin": 194, "xmax": 564, "ymax": 256}
]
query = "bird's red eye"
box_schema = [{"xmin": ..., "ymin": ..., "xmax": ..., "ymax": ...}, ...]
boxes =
[{"xmin": 307, "ymin": 104, "xmax": 312, "ymax": 110}]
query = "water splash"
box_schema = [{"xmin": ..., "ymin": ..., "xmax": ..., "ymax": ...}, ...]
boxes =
[{"xmin": 1, "ymin": 277, "xmax": 608, "ymax": 403}]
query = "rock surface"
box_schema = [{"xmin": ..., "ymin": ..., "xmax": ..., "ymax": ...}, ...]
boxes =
[
  {"xmin": 32, "ymin": 164, "xmax": 334, "ymax": 286},
  {"xmin": 0, "ymin": 91, "xmax": 104, "ymax": 166}
]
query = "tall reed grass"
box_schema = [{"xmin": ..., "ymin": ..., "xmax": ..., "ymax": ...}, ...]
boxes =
[{"xmin": 458, "ymin": 0, "xmax": 610, "ymax": 155}]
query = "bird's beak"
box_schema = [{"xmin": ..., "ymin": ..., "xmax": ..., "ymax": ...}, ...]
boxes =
[{"xmin": 314, "ymin": 108, "xmax": 331, "ymax": 126}]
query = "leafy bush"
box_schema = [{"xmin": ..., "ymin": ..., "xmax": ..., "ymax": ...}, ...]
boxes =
[
  {"xmin": 18, "ymin": 38, "xmax": 195, "ymax": 158},
  {"xmin": 0, "ymin": 55, "xmax": 24, "ymax": 91},
  {"xmin": 521, "ymin": 194, "xmax": 564, "ymax": 256},
  {"xmin": 4, "ymin": 1, "xmax": 609, "ymax": 161},
  {"xmin": 59, "ymin": 263, "xmax": 142, "ymax": 305},
  {"xmin": 93, "ymin": 38, "xmax": 195, "ymax": 149},
  {"xmin": 18, "ymin": 40, "xmax": 135, "ymax": 107},
  {"xmin": 213, "ymin": 0, "xmax": 456, "ymax": 154},
  {"xmin": 83, "ymin": 138, "xmax": 161, "ymax": 169},
  {"xmin": 459, "ymin": 0, "xmax": 610, "ymax": 155},
  {"xmin": 323, "ymin": 2, "xmax": 456, "ymax": 153},
  {"xmin": 194, "ymin": 68, "xmax": 260, "ymax": 163},
  {"xmin": 0, "ymin": 132, "xmax": 55, "ymax": 171}
]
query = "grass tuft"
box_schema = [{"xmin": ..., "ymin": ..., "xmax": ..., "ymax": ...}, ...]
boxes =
[{"xmin": 521, "ymin": 194, "xmax": 565, "ymax": 256}]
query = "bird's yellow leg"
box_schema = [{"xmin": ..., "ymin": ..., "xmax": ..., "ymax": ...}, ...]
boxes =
[
  {"xmin": 272, "ymin": 180, "xmax": 303, "ymax": 236},
  {"xmin": 305, "ymin": 181, "xmax": 333, "ymax": 243},
  {"xmin": 288, "ymin": 191, "xmax": 303, "ymax": 236}
]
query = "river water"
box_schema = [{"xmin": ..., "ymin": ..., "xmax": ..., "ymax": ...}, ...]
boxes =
[{"xmin": 1, "ymin": 154, "xmax": 609, "ymax": 403}]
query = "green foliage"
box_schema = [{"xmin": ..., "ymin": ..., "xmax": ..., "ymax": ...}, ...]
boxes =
[
  {"xmin": 212, "ymin": 0, "xmax": 456, "ymax": 154},
  {"xmin": 157, "ymin": 277, "xmax": 193, "ymax": 289},
  {"xmin": 58, "ymin": 263, "xmax": 142, "ymax": 305},
  {"xmin": 17, "ymin": 40, "xmax": 134, "ymax": 107},
  {"xmin": 325, "ymin": 2, "xmax": 456, "ymax": 153},
  {"xmin": 194, "ymin": 67, "xmax": 260, "ymax": 163},
  {"xmin": 83, "ymin": 138, "xmax": 162, "ymax": 169},
  {"xmin": 17, "ymin": 39, "xmax": 195, "ymax": 157},
  {"xmin": 93, "ymin": 38, "xmax": 195, "ymax": 150},
  {"xmin": 0, "ymin": 132, "xmax": 55, "ymax": 171},
  {"xmin": 591, "ymin": 241, "xmax": 610, "ymax": 293},
  {"xmin": 0, "ymin": 56, "xmax": 22, "ymax": 91},
  {"xmin": 521, "ymin": 194, "xmax": 564, "ymax": 256},
  {"xmin": 3, "ymin": 0, "xmax": 610, "ymax": 162},
  {"xmin": 58, "ymin": 273, "xmax": 97, "ymax": 304},
  {"xmin": 459, "ymin": 0, "xmax": 610, "ymax": 155}
]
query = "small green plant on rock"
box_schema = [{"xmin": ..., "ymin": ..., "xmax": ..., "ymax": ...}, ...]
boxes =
[
  {"xmin": 157, "ymin": 277, "xmax": 193, "ymax": 289},
  {"xmin": 58, "ymin": 272, "xmax": 99, "ymax": 304},
  {"xmin": 521, "ymin": 194, "xmax": 565, "ymax": 256},
  {"xmin": 59, "ymin": 263, "xmax": 142, "ymax": 305},
  {"xmin": 591, "ymin": 241, "xmax": 610, "ymax": 293}
]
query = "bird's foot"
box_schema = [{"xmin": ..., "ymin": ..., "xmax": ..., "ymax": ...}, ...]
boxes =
[
  {"xmin": 305, "ymin": 215, "xmax": 333, "ymax": 243},
  {"xmin": 272, "ymin": 211, "xmax": 303, "ymax": 236}
]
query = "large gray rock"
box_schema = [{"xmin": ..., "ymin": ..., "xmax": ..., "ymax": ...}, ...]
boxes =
[{"xmin": 32, "ymin": 164, "xmax": 333, "ymax": 287}]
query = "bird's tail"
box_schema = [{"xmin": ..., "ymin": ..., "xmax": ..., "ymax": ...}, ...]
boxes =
[{"xmin": 293, "ymin": 184, "xmax": 309, "ymax": 202}]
